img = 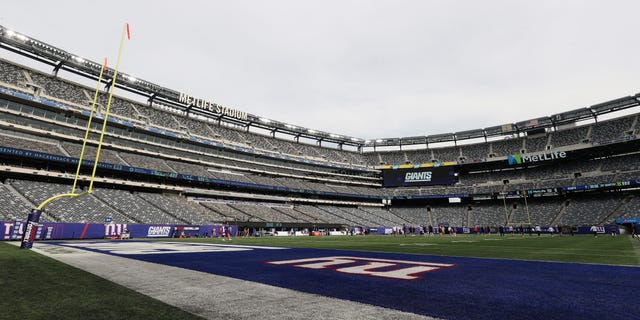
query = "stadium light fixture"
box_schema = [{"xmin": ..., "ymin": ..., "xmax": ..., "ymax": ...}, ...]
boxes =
[
  {"xmin": 128, "ymin": 76, "xmax": 137, "ymax": 82},
  {"xmin": 5, "ymin": 29, "xmax": 28, "ymax": 42},
  {"xmin": 307, "ymin": 129, "xmax": 317, "ymax": 134},
  {"xmin": 260, "ymin": 118, "xmax": 271, "ymax": 123},
  {"xmin": 285, "ymin": 124, "xmax": 297, "ymax": 129},
  {"xmin": 376, "ymin": 139, "xmax": 383, "ymax": 143},
  {"xmin": 72, "ymin": 56, "xmax": 85, "ymax": 63},
  {"xmin": 12, "ymin": 32, "xmax": 28, "ymax": 42}
]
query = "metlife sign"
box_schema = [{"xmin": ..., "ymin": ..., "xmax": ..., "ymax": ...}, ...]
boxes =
[
  {"xmin": 383, "ymin": 167, "xmax": 456, "ymax": 187},
  {"xmin": 507, "ymin": 151, "xmax": 567, "ymax": 165}
]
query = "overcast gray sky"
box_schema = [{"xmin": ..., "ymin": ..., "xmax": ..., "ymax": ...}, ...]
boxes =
[{"xmin": 2, "ymin": 0, "xmax": 640, "ymax": 141}]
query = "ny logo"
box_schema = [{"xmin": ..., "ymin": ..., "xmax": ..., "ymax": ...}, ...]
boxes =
[{"xmin": 267, "ymin": 256, "xmax": 455, "ymax": 280}]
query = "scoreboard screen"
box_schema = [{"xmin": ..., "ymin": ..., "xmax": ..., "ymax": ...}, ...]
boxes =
[{"xmin": 382, "ymin": 167, "xmax": 456, "ymax": 187}]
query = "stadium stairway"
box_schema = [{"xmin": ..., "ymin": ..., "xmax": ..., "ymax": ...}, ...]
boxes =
[
  {"xmin": 549, "ymin": 200, "xmax": 571, "ymax": 226},
  {"xmin": 92, "ymin": 192, "xmax": 142, "ymax": 224},
  {"xmin": 332, "ymin": 207, "xmax": 375, "ymax": 226},
  {"xmin": 57, "ymin": 142, "xmax": 71, "ymax": 157},
  {"xmin": 3, "ymin": 181, "xmax": 37, "ymax": 210},
  {"xmin": 311, "ymin": 206, "xmax": 355, "ymax": 225},
  {"xmin": 386, "ymin": 209, "xmax": 411, "ymax": 225},
  {"xmin": 135, "ymin": 193, "xmax": 190, "ymax": 225},
  {"xmin": 5, "ymin": 180, "xmax": 59, "ymax": 222},
  {"xmin": 271, "ymin": 207, "xmax": 305, "ymax": 223},
  {"xmin": 598, "ymin": 195, "xmax": 632, "ymax": 225}
]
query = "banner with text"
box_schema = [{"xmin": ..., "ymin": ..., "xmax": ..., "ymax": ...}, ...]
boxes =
[{"xmin": 383, "ymin": 167, "xmax": 456, "ymax": 187}]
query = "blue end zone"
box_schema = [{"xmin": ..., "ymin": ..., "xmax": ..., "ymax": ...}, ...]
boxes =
[{"xmin": 53, "ymin": 241, "xmax": 639, "ymax": 320}]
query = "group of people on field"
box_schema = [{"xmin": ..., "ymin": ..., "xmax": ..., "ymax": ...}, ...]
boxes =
[{"xmin": 392, "ymin": 224, "xmax": 457, "ymax": 237}]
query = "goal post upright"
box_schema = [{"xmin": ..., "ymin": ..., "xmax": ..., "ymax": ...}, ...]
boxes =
[
  {"xmin": 523, "ymin": 187, "xmax": 532, "ymax": 226},
  {"xmin": 71, "ymin": 57, "xmax": 108, "ymax": 193},
  {"xmin": 20, "ymin": 23, "xmax": 132, "ymax": 249},
  {"xmin": 89, "ymin": 23, "xmax": 130, "ymax": 193},
  {"xmin": 502, "ymin": 193, "xmax": 510, "ymax": 226}
]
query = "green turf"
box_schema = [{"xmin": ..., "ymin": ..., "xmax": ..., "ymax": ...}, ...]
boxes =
[
  {"xmin": 0, "ymin": 242, "xmax": 202, "ymax": 320},
  {"xmin": 167, "ymin": 233, "xmax": 640, "ymax": 266}
]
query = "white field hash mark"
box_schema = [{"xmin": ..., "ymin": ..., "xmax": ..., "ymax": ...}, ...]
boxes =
[{"xmin": 267, "ymin": 256, "xmax": 456, "ymax": 280}]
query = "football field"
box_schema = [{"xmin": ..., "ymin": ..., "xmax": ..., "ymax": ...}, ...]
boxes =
[{"xmin": 2, "ymin": 234, "xmax": 639, "ymax": 320}]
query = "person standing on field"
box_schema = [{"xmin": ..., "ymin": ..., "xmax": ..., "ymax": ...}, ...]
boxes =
[{"xmin": 590, "ymin": 225, "xmax": 598, "ymax": 238}]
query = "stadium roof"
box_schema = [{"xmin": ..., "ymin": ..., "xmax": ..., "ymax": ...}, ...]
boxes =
[{"xmin": 1, "ymin": 24, "xmax": 639, "ymax": 150}]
